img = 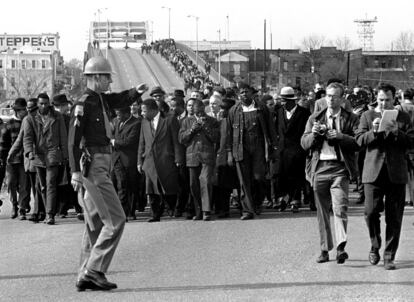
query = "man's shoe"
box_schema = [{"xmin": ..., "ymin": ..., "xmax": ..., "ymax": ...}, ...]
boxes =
[
  {"xmin": 19, "ymin": 213, "xmax": 27, "ymax": 221},
  {"xmin": 277, "ymin": 198, "xmax": 287, "ymax": 212},
  {"xmin": 336, "ymin": 250, "xmax": 349, "ymax": 264},
  {"xmin": 38, "ymin": 213, "xmax": 46, "ymax": 222},
  {"xmin": 174, "ymin": 210, "xmax": 183, "ymax": 218},
  {"xmin": 77, "ymin": 269, "xmax": 117, "ymax": 291},
  {"xmin": 384, "ymin": 259, "xmax": 396, "ymax": 270},
  {"xmin": 203, "ymin": 212, "xmax": 211, "ymax": 221},
  {"xmin": 77, "ymin": 213, "xmax": 85, "ymax": 221},
  {"xmin": 240, "ymin": 214, "xmax": 254, "ymax": 220},
  {"xmin": 193, "ymin": 214, "xmax": 202, "ymax": 221},
  {"xmin": 28, "ymin": 214, "xmax": 39, "ymax": 223},
  {"xmin": 369, "ymin": 249, "xmax": 380, "ymax": 265},
  {"xmin": 316, "ymin": 251, "xmax": 329, "ymax": 263},
  {"xmin": 45, "ymin": 216, "xmax": 55, "ymax": 225},
  {"xmin": 147, "ymin": 217, "xmax": 160, "ymax": 223},
  {"xmin": 291, "ymin": 204, "xmax": 299, "ymax": 213}
]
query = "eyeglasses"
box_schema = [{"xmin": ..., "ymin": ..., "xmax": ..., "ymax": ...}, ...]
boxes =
[{"xmin": 152, "ymin": 94, "xmax": 164, "ymax": 98}]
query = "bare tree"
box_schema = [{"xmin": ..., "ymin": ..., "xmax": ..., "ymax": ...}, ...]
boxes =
[
  {"xmin": 4, "ymin": 70, "xmax": 52, "ymax": 98},
  {"xmin": 334, "ymin": 36, "xmax": 354, "ymax": 51},
  {"xmin": 300, "ymin": 34, "xmax": 326, "ymax": 51},
  {"xmin": 393, "ymin": 31, "xmax": 414, "ymax": 52}
]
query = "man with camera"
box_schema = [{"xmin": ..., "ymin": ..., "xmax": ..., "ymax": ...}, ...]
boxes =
[
  {"xmin": 301, "ymin": 82, "xmax": 360, "ymax": 264},
  {"xmin": 179, "ymin": 99, "xmax": 220, "ymax": 221}
]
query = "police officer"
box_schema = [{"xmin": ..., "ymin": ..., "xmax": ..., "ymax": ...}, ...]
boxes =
[{"xmin": 69, "ymin": 56, "xmax": 147, "ymax": 291}]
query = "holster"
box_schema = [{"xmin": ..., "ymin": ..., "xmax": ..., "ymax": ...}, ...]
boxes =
[{"xmin": 80, "ymin": 149, "xmax": 92, "ymax": 178}]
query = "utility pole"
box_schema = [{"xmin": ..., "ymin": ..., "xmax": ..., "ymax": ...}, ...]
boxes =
[
  {"xmin": 346, "ymin": 52, "xmax": 350, "ymax": 86},
  {"xmin": 218, "ymin": 29, "xmax": 221, "ymax": 84},
  {"xmin": 263, "ymin": 19, "xmax": 266, "ymax": 92}
]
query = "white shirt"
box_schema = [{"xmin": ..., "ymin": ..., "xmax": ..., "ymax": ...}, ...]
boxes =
[
  {"xmin": 320, "ymin": 109, "xmax": 342, "ymax": 161},
  {"xmin": 152, "ymin": 111, "xmax": 161, "ymax": 130},
  {"xmin": 285, "ymin": 105, "xmax": 297, "ymax": 120},
  {"xmin": 241, "ymin": 100, "xmax": 257, "ymax": 112}
]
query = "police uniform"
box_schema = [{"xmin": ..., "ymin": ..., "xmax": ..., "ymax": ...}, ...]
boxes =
[{"xmin": 68, "ymin": 87, "xmax": 141, "ymax": 274}]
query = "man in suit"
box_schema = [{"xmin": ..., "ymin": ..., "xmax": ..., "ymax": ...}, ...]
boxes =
[
  {"xmin": 314, "ymin": 79, "xmax": 353, "ymax": 113},
  {"xmin": 137, "ymin": 98, "xmax": 184, "ymax": 222},
  {"xmin": 273, "ymin": 87, "xmax": 311, "ymax": 212},
  {"xmin": 179, "ymin": 99, "xmax": 220, "ymax": 220},
  {"xmin": 111, "ymin": 106, "xmax": 141, "ymax": 220},
  {"xmin": 356, "ymin": 83, "xmax": 414, "ymax": 270},
  {"xmin": 301, "ymin": 82, "xmax": 360, "ymax": 264}
]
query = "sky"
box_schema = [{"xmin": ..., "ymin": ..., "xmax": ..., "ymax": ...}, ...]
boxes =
[{"xmin": 1, "ymin": 0, "xmax": 413, "ymax": 61}]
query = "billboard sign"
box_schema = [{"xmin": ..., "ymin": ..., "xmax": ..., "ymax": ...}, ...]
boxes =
[{"xmin": 0, "ymin": 34, "xmax": 59, "ymax": 52}]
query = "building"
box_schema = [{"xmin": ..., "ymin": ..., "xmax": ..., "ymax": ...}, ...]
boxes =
[{"xmin": 0, "ymin": 33, "xmax": 61, "ymax": 103}]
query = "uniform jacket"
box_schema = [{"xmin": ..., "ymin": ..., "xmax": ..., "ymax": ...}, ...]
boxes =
[
  {"xmin": 178, "ymin": 114, "xmax": 220, "ymax": 167},
  {"xmin": 23, "ymin": 108, "xmax": 68, "ymax": 168},
  {"xmin": 356, "ymin": 109, "xmax": 414, "ymax": 184},
  {"xmin": 112, "ymin": 115, "xmax": 141, "ymax": 168},
  {"xmin": 68, "ymin": 88, "xmax": 141, "ymax": 172},
  {"xmin": 137, "ymin": 113, "xmax": 184, "ymax": 195},
  {"xmin": 301, "ymin": 108, "xmax": 360, "ymax": 184},
  {"xmin": 226, "ymin": 101, "xmax": 277, "ymax": 162}
]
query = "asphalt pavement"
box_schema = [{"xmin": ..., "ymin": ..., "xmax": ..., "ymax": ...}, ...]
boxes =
[{"xmin": 1, "ymin": 188, "xmax": 414, "ymax": 302}]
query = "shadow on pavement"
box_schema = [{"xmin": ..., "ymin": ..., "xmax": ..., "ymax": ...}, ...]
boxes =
[{"xmin": 115, "ymin": 280, "xmax": 414, "ymax": 294}]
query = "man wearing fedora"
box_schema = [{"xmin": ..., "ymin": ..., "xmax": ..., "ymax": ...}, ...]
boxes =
[
  {"xmin": 273, "ymin": 87, "xmax": 311, "ymax": 212},
  {"xmin": 1, "ymin": 98, "xmax": 30, "ymax": 219}
]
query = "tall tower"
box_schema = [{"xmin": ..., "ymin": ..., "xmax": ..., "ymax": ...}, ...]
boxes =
[{"xmin": 354, "ymin": 15, "xmax": 378, "ymax": 51}]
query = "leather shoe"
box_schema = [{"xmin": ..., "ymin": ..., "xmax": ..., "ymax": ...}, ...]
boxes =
[
  {"xmin": 77, "ymin": 213, "xmax": 85, "ymax": 221},
  {"xmin": 193, "ymin": 215, "xmax": 202, "ymax": 221},
  {"xmin": 45, "ymin": 216, "xmax": 55, "ymax": 225},
  {"xmin": 316, "ymin": 251, "xmax": 329, "ymax": 263},
  {"xmin": 28, "ymin": 214, "xmax": 39, "ymax": 223},
  {"xmin": 384, "ymin": 259, "xmax": 396, "ymax": 270},
  {"xmin": 369, "ymin": 249, "xmax": 380, "ymax": 265},
  {"xmin": 336, "ymin": 250, "xmax": 349, "ymax": 264},
  {"xmin": 291, "ymin": 204, "xmax": 299, "ymax": 213},
  {"xmin": 147, "ymin": 217, "xmax": 160, "ymax": 222},
  {"xmin": 240, "ymin": 214, "xmax": 254, "ymax": 220},
  {"xmin": 77, "ymin": 269, "xmax": 117, "ymax": 291},
  {"xmin": 10, "ymin": 206, "xmax": 18, "ymax": 219},
  {"xmin": 203, "ymin": 212, "xmax": 211, "ymax": 221},
  {"xmin": 38, "ymin": 213, "xmax": 46, "ymax": 222}
]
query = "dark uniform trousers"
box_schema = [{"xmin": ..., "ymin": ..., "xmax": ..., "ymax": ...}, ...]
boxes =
[
  {"xmin": 364, "ymin": 165, "xmax": 405, "ymax": 261},
  {"xmin": 36, "ymin": 166, "xmax": 59, "ymax": 216},
  {"xmin": 6, "ymin": 163, "xmax": 31, "ymax": 211},
  {"xmin": 189, "ymin": 163, "xmax": 214, "ymax": 216},
  {"xmin": 176, "ymin": 165, "xmax": 192, "ymax": 215},
  {"xmin": 80, "ymin": 152, "xmax": 125, "ymax": 273},
  {"xmin": 235, "ymin": 111, "xmax": 266, "ymax": 215}
]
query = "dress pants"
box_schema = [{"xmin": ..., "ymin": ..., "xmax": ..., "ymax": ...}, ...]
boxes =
[
  {"xmin": 313, "ymin": 160, "xmax": 349, "ymax": 252},
  {"xmin": 80, "ymin": 153, "xmax": 125, "ymax": 273},
  {"xmin": 364, "ymin": 165, "xmax": 405, "ymax": 261},
  {"xmin": 189, "ymin": 163, "xmax": 214, "ymax": 216},
  {"xmin": 176, "ymin": 165, "xmax": 190, "ymax": 214},
  {"xmin": 6, "ymin": 163, "xmax": 31, "ymax": 211},
  {"xmin": 36, "ymin": 166, "xmax": 59, "ymax": 216}
]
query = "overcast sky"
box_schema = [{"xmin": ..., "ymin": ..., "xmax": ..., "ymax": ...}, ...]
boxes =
[{"xmin": 1, "ymin": 0, "xmax": 413, "ymax": 60}]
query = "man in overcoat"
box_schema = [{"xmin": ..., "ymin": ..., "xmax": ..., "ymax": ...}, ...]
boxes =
[{"xmin": 137, "ymin": 98, "xmax": 184, "ymax": 222}]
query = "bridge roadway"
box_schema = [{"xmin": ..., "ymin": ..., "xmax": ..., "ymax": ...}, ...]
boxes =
[
  {"xmin": 108, "ymin": 48, "xmax": 184, "ymax": 96},
  {"xmin": 1, "ymin": 189, "xmax": 414, "ymax": 301}
]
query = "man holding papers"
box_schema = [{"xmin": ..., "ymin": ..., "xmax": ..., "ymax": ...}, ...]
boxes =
[{"xmin": 356, "ymin": 83, "xmax": 414, "ymax": 270}]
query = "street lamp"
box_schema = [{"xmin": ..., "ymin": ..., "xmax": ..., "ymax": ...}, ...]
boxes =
[
  {"xmin": 218, "ymin": 29, "xmax": 221, "ymax": 84},
  {"xmin": 187, "ymin": 15, "xmax": 199, "ymax": 67},
  {"xmin": 95, "ymin": 8, "xmax": 107, "ymax": 47},
  {"xmin": 161, "ymin": 6, "xmax": 171, "ymax": 39}
]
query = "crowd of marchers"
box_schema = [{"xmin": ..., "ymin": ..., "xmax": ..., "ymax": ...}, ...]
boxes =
[{"xmin": 1, "ymin": 52, "xmax": 414, "ymax": 271}]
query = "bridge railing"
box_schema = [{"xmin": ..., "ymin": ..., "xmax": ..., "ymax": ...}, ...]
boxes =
[{"xmin": 175, "ymin": 42, "xmax": 232, "ymax": 88}]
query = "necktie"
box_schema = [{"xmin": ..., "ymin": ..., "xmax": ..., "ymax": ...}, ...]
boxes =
[
  {"xmin": 330, "ymin": 116, "xmax": 341, "ymax": 161},
  {"xmin": 99, "ymin": 94, "xmax": 112, "ymax": 139},
  {"xmin": 150, "ymin": 120, "xmax": 155, "ymax": 136}
]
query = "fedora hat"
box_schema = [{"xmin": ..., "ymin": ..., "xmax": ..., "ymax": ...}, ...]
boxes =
[
  {"xmin": 279, "ymin": 86, "xmax": 298, "ymax": 100},
  {"xmin": 12, "ymin": 98, "xmax": 27, "ymax": 110},
  {"xmin": 52, "ymin": 94, "xmax": 70, "ymax": 106}
]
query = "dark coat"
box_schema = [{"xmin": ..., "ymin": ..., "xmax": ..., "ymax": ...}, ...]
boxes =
[
  {"xmin": 356, "ymin": 109, "xmax": 414, "ymax": 184},
  {"xmin": 178, "ymin": 115, "xmax": 220, "ymax": 167},
  {"xmin": 112, "ymin": 115, "xmax": 141, "ymax": 168},
  {"xmin": 137, "ymin": 113, "xmax": 184, "ymax": 195},
  {"xmin": 301, "ymin": 108, "xmax": 360, "ymax": 184},
  {"xmin": 226, "ymin": 101, "xmax": 277, "ymax": 162},
  {"xmin": 23, "ymin": 108, "xmax": 68, "ymax": 168},
  {"xmin": 275, "ymin": 105, "xmax": 311, "ymax": 177}
]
